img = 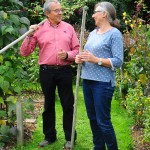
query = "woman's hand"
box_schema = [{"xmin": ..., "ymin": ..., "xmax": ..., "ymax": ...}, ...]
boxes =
[
  {"xmin": 80, "ymin": 51, "xmax": 98, "ymax": 63},
  {"xmin": 75, "ymin": 54, "xmax": 83, "ymax": 64}
]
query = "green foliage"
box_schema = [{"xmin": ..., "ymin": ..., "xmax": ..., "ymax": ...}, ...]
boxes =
[
  {"xmin": 0, "ymin": 0, "xmax": 35, "ymax": 98},
  {"xmin": 0, "ymin": 98, "xmax": 35, "ymax": 147},
  {"xmin": 27, "ymin": 1, "xmax": 44, "ymax": 24},
  {"xmin": 0, "ymin": 125, "xmax": 17, "ymax": 142},
  {"xmin": 119, "ymin": 0, "xmax": 150, "ymax": 142},
  {"xmin": 19, "ymin": 0, "xmax": 136, "ymax": 31},
  {"xmin": 20, "ymin": 0, "xmax": 86, "ymax": 25},
  {"xmin": 122, "ymin": 3, "xmax": 150, "ymax": 90},
  {"xmin": 125, "ymin": 83, "xmax": 150, "ymax": 143},
  {"xmin": 0, "ymin": 13, "xmax": 29, "ymax": 47},
  {"xmin": 0, "ymin": 1, "xmax": 36, "ymax": 148}
]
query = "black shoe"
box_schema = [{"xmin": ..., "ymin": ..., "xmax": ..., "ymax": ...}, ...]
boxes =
[{"xmin": 38, "ymin": 139, "xmax": 56, "ymax": 148}]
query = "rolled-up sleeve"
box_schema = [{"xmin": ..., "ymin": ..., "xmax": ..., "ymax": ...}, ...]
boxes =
[{"xmin": 109, "ymin": 32, "xmax": 123, "ymax": 70}]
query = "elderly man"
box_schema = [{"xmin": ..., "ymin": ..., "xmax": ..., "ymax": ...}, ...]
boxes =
[{"xmin": 20, "ymin": 0, "xmax": 79, "ymax": 149}]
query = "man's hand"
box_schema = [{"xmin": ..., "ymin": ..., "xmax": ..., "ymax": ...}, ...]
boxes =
[
  {"xmin": 58, "ymin": 49, "xmax": 68, "ymax": 60},
  {"xmin": 28, "ymin": 24, "xmax": 39, "ymax": 37}
]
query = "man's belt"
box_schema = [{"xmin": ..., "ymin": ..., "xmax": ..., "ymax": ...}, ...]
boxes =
[{"xmin": 40, "ymin": 65, "xmax": 71, "ymax": 69}]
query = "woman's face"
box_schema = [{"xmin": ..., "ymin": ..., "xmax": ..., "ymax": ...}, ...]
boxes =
[{"xmin": 92, "ymin": 6, "xmax": 107, "ymax": 26}]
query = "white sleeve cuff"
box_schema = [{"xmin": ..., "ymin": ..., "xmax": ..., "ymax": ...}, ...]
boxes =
[{"xmin": 108, "ymin": 58, "xmax": 115, "ymax": 71}]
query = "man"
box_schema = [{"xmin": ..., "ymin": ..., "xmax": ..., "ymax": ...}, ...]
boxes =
[{"xmin": 20, "ymin": 0, "xmax": 79, "ymax": 149}]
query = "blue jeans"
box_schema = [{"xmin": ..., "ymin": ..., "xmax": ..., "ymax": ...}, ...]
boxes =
[{"xmin": 82, "ymin": 79, "xmax": 118, "ymax": 150}]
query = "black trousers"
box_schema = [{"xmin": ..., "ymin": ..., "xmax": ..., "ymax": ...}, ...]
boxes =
[{"xmin": 39, "ymin": 65, "xmax": 74, "ymax": 141}]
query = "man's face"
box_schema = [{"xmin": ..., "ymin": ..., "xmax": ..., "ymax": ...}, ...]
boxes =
[{"xmin": 46, "ymin": 2, "xmax": 62, "ymax": 25}]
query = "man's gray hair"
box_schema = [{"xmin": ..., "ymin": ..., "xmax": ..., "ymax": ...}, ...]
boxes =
[{"xmin": 43, "ymin": 0, "xmax": 60, "ymax": 14}]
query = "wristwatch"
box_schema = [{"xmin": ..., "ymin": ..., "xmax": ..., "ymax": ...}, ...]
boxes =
[{"xmin": 98, "ymin": 58, "xmax": 102, "ymax": 66}]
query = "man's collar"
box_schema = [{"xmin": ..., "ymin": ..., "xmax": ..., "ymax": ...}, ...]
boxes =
[{"xmin": 48, "ymin": 20, "xmax": 62, "ymax": 28}]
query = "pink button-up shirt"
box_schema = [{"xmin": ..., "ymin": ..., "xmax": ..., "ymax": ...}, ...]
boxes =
[{"xmin": 20, "ymin": 20, "xmax": 80, "ymax": 65}]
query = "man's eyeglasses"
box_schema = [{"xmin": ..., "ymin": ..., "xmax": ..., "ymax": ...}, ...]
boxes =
[
  {"xmin": 51, "ymin": 9, "xmax": 63, "ymax": 14},
  {"xmin": 93, "ymin": 11, "xmax": 103, "ymax": 14}
]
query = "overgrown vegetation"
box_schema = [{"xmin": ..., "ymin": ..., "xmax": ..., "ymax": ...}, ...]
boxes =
[
  {"xmin": 0, "ymin": 0, "xmax": 150, "ymax": 149},
  {"xmin": 118, "ymin": 0, "xmax": 150, "ymax": 143}
]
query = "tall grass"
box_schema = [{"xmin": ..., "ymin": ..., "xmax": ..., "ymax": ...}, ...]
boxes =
[{"xmin": 13, "ymin": 86, "xmax": 133, "ymax": 150}]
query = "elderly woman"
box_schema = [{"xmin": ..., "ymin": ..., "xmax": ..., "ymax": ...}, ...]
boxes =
[{"xmin": 75, "ymin": 1, "xmax": 123, "ymax": 150}]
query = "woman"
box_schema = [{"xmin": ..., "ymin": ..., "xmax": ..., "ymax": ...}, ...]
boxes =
[{"xmin": 75, "ymin": 2, "xmax": 123, "ymax": 150}]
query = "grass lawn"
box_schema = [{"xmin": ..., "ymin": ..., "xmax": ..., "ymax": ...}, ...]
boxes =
[{"xmin": 13, "ymin": 86, "xmax": 133, "ymax": 150}]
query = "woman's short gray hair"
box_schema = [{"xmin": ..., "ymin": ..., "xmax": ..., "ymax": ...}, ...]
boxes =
[{"xmin": 43, "ymin": 0, "xmax": 60, "ymax": 14}]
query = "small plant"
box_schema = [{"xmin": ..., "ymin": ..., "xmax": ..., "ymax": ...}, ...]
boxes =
[{"xmin": 0, "ymin": 97, "xmax": 34, "ymax": 149}]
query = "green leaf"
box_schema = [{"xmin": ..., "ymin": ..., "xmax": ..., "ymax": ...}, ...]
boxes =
[
  {"xmin": 4, "ymin": 68, "xmax": 14, "ymax": 81},
  {"xmin": 0, "ymin": 142, "xmax": 5, "ymax": 149},
  {"xmin": 0, "ymin": 97, "xmax": 4, "ymax": 104},
  {"xmin": 12, "ymin": 0, "xmax": 23, "ymax": 7},
  {"xmin": 0, "ymin": 67, "xmax": 5, "ymax": 75},
  {"xmin": 0, "ymin": 55, "xmax": 3, "ymax": 63},
  {"xmin": 14, "ymin": 86, "xmax": 21, "ymax": 94},
  {"xmin": 6, "ymin": 96, "xmax": 16, "ymax": 103},
  {"xmin": 8, "ymin": 103, "xmax": 16, "ymax": 116},
  {"xmin": 0, "ymin": 125, "xmax": 10, "ymax": 135},
  {"xmin": 19, "ymin": 26, "xmax": 28, "ymax": 35},
  {"xmin": 1, "ymin": 26, "xmax": 15, "ymax": 35},
  {"xmin": 5, "ymin": 61, "xmax": 12, "ymax": 67},
  {"xmin": 0, "ymin": 11, "xmax": 7, "ymax": 20},
  {"xmin": 9, "ymin": 14, "xmax": 20, "ymax": 26},
  {"xmin": 0, "ymin": 110, "xmax": 6, "ymax": 118},
  {"xmin": 0, "ymin": 76, "xmax": 4, "ymax": 83},
  {"xmin": 0, "ymin": 80, "xmax": 9, "ymax": 93},
  {"xmin": 20, "ymin": 17, "xmax": 30, "ymax": 26}
]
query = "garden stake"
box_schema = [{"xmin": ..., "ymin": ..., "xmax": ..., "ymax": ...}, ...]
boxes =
[
  {"xmin": 0, "ymin": 19, "xmax": 47, "ymax": 54},
  {"xmin": 69, "ymin": 6, "xmax": 88, "ymax": 150}
]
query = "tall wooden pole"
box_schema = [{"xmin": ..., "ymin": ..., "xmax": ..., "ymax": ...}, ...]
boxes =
[{"xmin": 70, "ymin": 6, "xmax": 88, "ymax": 150}]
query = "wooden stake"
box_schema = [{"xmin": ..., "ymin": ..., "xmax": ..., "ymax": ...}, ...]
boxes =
[
  {"xmin": 16, "ymin": 100, "xmax": 24, "ymax": 145},
  {"xmin": 70, "ymin": 6, "xmax": 88, "ymax": 150}
]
